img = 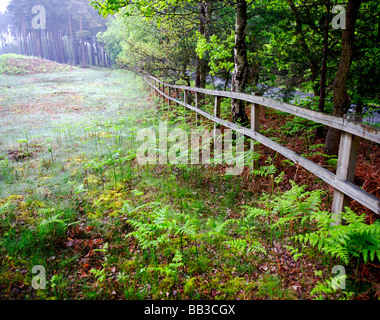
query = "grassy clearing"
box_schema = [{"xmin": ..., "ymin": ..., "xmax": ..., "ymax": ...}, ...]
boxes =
[
  {"xmin": 0, "ymin": 61, "xmax": 379, "ymax": 300},
  {"xmin": 0, "ymin": 54, "xmax": 75, "ymax": 76}
]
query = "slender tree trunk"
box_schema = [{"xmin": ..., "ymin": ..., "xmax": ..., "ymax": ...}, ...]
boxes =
[
  {"xmin": 316, "ymin": 0, "xmax": 330, "ymax": 137},
  {"xmin": 231, "ymin": 0, "xmax": 249, "ymax": 126},
  {"xmin": 31, "ymin": 31, "xmax": 37, "ymax": 57},
  {"xmin": 102, "ymin": 45, "xmax": 106, "ymax": 67},
  {"xmin": 36, "ymin": 30, "xmax": 42, "ymax": 57},
  {"xmin": 53, "ymin": 26, "xmax": 61, "ymax": 63},
  {"xmin": 324, "ymin": 0, "xmax": 362, "ymax": 155},
  {"xmin": 79, "ymin": 15, "xmax": 87, "ymax": 67},
  {"xmin": 59, "ymin": 27, "xmax": 66, "ymax": 64},
  {"xmin": 74, "ymin": 42, "xmax": 80, "ymax": 65},
  {"xmin": 90, "ymin": 38, "xmax": 96, "ymax": 66},
  {"xmin": 81, "ymin": 37, "xmax": 86, "ymax": 66},
  {"xmin": 21, "ymin": 15, "xmax": 29, "ymax": 56},
  {"xmin": 16, "ymin": 31, "xmax": 22, "ymax": 55},
  {"xmin": 195, "ymin": 1, "xmax": 208, "ymax": 96},
  {"xmin": 39, "ymin": 29, "xmax": 46, "ymax": 59},
  {"xmin": 68, "ymin": 13, "xmax": 75, "ymax": 65},
  {"xmin": 48, "ymin": 31, "xmax": 56, "ymax": 61},
  {"xmin": 56, "ymin": 25, "xmax": 65, "ymax": 63},
  {"xmin": 95, "ymin": 42, "xmax": 100, "ymax": 65},
  {"xmin": 287, "ymin": 0, "xmax": 320, "ymax": 97}
]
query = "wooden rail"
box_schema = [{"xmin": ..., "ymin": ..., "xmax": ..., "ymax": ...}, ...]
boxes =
[{"xmin": 142, "ymin": 73, "xmax": 380, "ymax": 219}]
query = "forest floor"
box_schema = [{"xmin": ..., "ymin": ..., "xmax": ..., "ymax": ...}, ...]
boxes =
[{"xmin": 0, "ymin": 57, "xmax": 379, "ymax": 300}]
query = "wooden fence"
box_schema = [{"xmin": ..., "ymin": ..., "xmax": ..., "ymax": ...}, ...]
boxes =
[{"xmin": 141, "ymin": 73, "xmax": 380, "ymax": 220}]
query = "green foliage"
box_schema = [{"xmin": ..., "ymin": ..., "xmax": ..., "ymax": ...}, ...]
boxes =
[
  {"xmin": 0, "ymin": 54, "xmax": 74, "ymax": 75},
  {"xmin": 37, "ymin": 208, "xmax": 78, "ymax": 245},
  {"xmin": 225, "ymin": 238, "xmax": 267, "ymax": 256},
  {"xmin": 196, "ymin": 32, "xmax": 235, "ymax": 76},
  {"xmin": 125, "ymin": 205, "xmax": 176, "ymax": 250},
  {"xmin": 310, "ymin": 275, "xmax": 354, "ymax": 300},
  {"xmin": 293, "ymin": 208, "xmax": 380, "ymax": 265}
]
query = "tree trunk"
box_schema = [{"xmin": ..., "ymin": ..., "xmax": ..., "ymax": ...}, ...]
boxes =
[
  {"xmin": 16, "ymin": 31, "xmax": 22, "ymax": 55},
  {"xmin": 231, "ymin": 0, "xmax": 249, "ymax": 126},
  {"xmin": 195, "ymin": 1, "xmax": 208, "ymax": 105},
  {"xmin": 95, "ymin": 42, "xmax": 100, "ymax": 65},
  {"xmin": 324, "ymin": 0, "xmax": 362, "ymax": 155},
  {"xmin": 287, "ymin": 0, "xmax": 320, "ymax": 97},
  {"xmin": 48, "ymin": 31, "xmax": 56, "ymax": 61},
  {"xmin": 21, "ymin": 15, "xmax": 29, "ymax": 56},
  {"xmin": 316, "ymin": 0, "xmax": 330, "ymax": 137},
  {"xmin": 39, "ymin": 30, "xmax": 47, "ymax": 59},
  {"xmin": 74, "ymin": 42, "xmax": 80, "ymax": 65},
  {"xmin": 31, "ymin": 30, "xmax": 37, "ymax": 57},
  {"xmin": 68, "ymin": 13, "xmax": 75, "ymax": 65},
  {"xmin": 90, "ymin": 38, "xmax": 96, "ymax": 66},
  {"xmin": 102, "ymin": 45, "xmax": 107, "ymax": 67},
  {"xmin": 79, "ymin": 15, "xmax": 87, "ymax": 68},
  {"xmin": 53, "ymin": 26, "xmax": 62, "ymax": 63}
]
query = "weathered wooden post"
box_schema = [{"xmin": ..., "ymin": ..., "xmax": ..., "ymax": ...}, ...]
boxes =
[
  {"xmin": 162, "ymin": 84, "xmax": 165, "ymax": 103},
  {"xmin": 168, "ymin": 87, "xmax": 172, "ymax": 106},
  {"xmin": 183, "ymin": 90, "xmax": 188, "ymax": 124},
  {"xmin": 195, "ymin": 92, "xmax": 199, "ymax": 126},
  {"xmin": 175, "ymin": 88, "xmax": 179, "ymax": 105},
  {"xmin": 250, "ymin": 93, "xmax": 260, "ymax": 170},
  {"xmin": 214, "ymin": 95, "xmax": 221, "ymax": 139},
  {"xmin": 331, "ymin": 114, "xmax": 362, "ymax": 225},
  {"xmin": 214, "ymin": 95, "xmax": 222, "ymax": 165}
]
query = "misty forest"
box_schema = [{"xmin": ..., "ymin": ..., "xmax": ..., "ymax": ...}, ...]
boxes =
[{"xmin": 0, "ymin": 0, "xmax": 379, "ymax": 301}]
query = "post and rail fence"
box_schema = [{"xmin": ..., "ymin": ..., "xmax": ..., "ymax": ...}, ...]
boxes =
[{"xmin": 140, "ymin": 73, "xmax": 380, "ymax": 222}]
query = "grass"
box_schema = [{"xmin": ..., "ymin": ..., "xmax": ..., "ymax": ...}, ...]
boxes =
[{"xmin": 0, "ymin": 56, "xmax": 379, "ymax": 300}]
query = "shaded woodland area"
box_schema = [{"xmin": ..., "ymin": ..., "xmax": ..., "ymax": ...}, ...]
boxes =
[
  {"xmin": 92, "ymin": 0, "xmax": 380, "ymax": 154},
  {"xmin": 0, "ymin": 0, "xmax": 111, "ymax": 67}
]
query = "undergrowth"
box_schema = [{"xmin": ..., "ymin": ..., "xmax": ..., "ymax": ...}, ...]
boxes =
[{"xmin": 0, "ymin": 67, "xmax": 378, "ymax": 300}]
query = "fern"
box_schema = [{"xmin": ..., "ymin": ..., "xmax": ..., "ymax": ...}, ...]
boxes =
[
  {"xmin": 121, "ymin": 201, "xmax": 160, "ymax": 215},
  {"xmin": 242, "ymin": 206, "xmax": 267, "ymax": 220},
  {"xmin": 175, "ymin": 216, "xmax": 199, "ymax": 238},
  {"xmin": 125, "ymin": 205, "xmax": 175, "ymax": 250},
  {"xmin": 293, "ymin": 208, "xmax": 380, "ymax": 264},
  {"xmin": 142, "ymin": 250, "xmax": 184, "ymax": 278},
  {"xmin": 310, "ymin": 275, "xmax": 354, "ymax": 300},
  {"xmin": 252, "ymin": 164, "xmax": 277, "ymax": 178},
  {"xmin": 206, "ymin": 218, "xmax": 239, "ymax": 239},
  {"xmin": 225, "ymin": 238, "xmax": 267, "ymax": 256}
]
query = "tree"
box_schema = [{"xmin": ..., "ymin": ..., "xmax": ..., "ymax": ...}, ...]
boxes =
[
  {"xmin": 231, "ymin": 0, "xmax": 250, "ymax": 126},
  {"xmin": 3, "ymin": 0, "xmax": 109, "ymax": 67},
  {"xmin": 324, "ymin": 0, "xmax": 363, "ymax": 155}
]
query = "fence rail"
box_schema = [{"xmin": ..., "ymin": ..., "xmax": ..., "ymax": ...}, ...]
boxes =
[{"xmin": 141, "ymin": 73, "xmax": 380, "ymax": 218}]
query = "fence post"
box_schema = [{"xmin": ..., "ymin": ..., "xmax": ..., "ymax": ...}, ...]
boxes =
[
  {"xmin": 331, "ymin": 114, "xmax": 362, "ymax": 225},
  {"xmin": 183, "ymin": 90, "xmax": 188, "ymax": 124},
  {"xmin": 168, "ymin": 87, "xmax": 172, "ymax": 106},
  {"xmin": 195, "ymin": 92, "xmax": 199, "ymax": 126},
  {"xmin": 214, "ymin": 95, "xmax": 221, "ymax": 139},
  {"xmin": 162, "ymin": 84, "xmax": 165, "ymax": 103},
  {"xmin": 250, "ymin": 94, "xmax": 260, "ymax": 170},
  {"xmin": 183, "ymin": 89, "xmax": 188, "ymax": 104},
  {"xmin": 175, "ymin": 88, "xmax": 179, "ymax": 106}
]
